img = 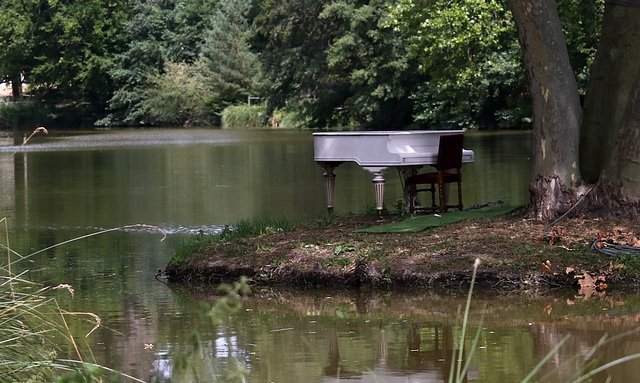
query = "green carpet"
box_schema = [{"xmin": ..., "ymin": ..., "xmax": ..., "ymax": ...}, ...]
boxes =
[{"xmin": 356, "ymin": 205, "xmax": 521, "ymax": 233}]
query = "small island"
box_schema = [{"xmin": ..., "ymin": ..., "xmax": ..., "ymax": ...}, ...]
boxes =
[{"xmin": 165, "ymin": 210, "xmax": 640, "ymax": 295}]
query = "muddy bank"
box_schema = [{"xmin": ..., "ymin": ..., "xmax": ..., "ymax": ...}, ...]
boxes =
[{"xmin": 164, "ymin": 212, "xmax": 640, "ymax": 293}]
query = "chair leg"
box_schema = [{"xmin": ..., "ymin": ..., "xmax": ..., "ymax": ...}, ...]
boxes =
[
  {"xmin": 437, "ymin": 177, "xmax": 446, "ymax": 213},
  {"xmin": 408, "ymin": 184, "xmax": 416, "ymax": 213},
  {"xmin": 430, "ymin": 184, "xmax": 436, "ymax": 208},
  {"xmin": 457, "ymin": 179, "xmax": 463, "ymax": 211}
]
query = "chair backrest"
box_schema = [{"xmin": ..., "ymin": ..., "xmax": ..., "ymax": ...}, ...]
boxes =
[{"xmin": 436, "ymin": 134, "xmax": 464, "ymax": 171}]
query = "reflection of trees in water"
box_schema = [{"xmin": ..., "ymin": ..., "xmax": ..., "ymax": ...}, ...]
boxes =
[
  {"xmin": 175, "ymin": 287, "xmax": 640, "ymax": 382},
  {"xmin": 406, "ymin": 323, "xmax": 467, "ymax": 382},
  {"xmin": 322, "ymin": 323, "xmax": 467, "ymax": 382},
  {"xmin": 530, "ymin": 321, "xmax": 640, "ymax": 383}
]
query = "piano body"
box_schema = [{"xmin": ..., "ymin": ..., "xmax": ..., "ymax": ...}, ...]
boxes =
[{"xmin": 313, "ymin": 130, "xmax": 475, "ymax": 212}]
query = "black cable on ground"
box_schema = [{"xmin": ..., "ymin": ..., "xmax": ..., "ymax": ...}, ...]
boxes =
[
  {"xmin": 592, "ymin": 240, "xmax": 640, "ymax": 257},
  {"xmin": 543, "ymin": 181, "xmax": 600, "ymax": 235}
]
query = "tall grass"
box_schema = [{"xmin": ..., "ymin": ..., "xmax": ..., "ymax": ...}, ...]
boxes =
[{"xmin": 0, "ymin": 218, "xmax": 159, "ymax": 382}]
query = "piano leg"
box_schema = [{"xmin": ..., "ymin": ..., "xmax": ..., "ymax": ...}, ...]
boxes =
[
  {"xmin": 323, "ymin": 169, "xmax": 336, "ymax": 213},
  {"xmin": 364, "ymin": 167, "xmax": 388, "ymax": 213},
  {"xmin": 318, "ymin": 162, "xmax": 343, "ymax": 212},
  {"xmin": 373, "ymin": 171, "xmax": 385, "ymax": 213}
]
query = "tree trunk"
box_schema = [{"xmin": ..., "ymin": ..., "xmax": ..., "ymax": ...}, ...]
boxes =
[
  {"xmin": 593, "ymin": 61, "xmax": 640, "ymax": 219},
  {"xmin": 507, "ymin": 0, "xmax": 584, "ymax": 220},
  {"xmin": 580, "ymin": 4, "xmax": 640, "ymax": 183},
  {"xmin": 10, "ymin": 72, "xmax": 22, "ymax": 101}
]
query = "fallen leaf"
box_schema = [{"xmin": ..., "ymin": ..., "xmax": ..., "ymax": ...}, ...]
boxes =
[
  {"xmin": 541, "ymin": 262, "xmax": 552, "ymax": 275},
  {"xmin": 576, "ymin": 273, "xmax": 596, "ymax": 298}
]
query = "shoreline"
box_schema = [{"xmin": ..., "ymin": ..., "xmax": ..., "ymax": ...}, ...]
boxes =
[{"xmin": 164, "ymin": 211, "xmax": 640, "ymax": 294}]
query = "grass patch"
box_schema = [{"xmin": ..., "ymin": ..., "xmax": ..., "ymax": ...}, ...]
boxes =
[
  {"xmin": 170, "ymin": 217, "xmax": 292, "ymax": 266},
  {"xmin": 320, "ymin": 255, "xmax": 353, "ymax": 269}
]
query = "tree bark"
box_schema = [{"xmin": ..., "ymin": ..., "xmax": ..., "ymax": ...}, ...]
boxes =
[
  {"xmin": 507, "ymin": 0, "xmax": 584, "ymax": 220},
  {"xmin": 580, "ymin": 4, "xmax": 640, "ymax": 183},
  {"xmin": 593, "ymin": 61, "xmax": 640, "ymax": 219},
  {"xmin": 10, "ymin": 72, "xmax": 22, "ymax": 101}
]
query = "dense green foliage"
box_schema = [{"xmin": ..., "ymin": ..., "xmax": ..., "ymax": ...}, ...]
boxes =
[
  {"xmin": 221, "ymin": 104, "xmax": 267, "ymax": 128},
  {"xmin": 0, "ymin": 0, "xmax": 603, "ymax": 129},
  {"xmin": 391, "ymin": 0, "xmax": 530, "ymax": 129},
  {"xmin": 96, "ymin": 0, "xmax": 216, "ymax": 126},
  {"xmin": 141, "ymin": 62, "xmax": 213, "ymax": 126},
  {"xmin": 0, "ymin": 0, "xmax": 130, "ymax": 112}
]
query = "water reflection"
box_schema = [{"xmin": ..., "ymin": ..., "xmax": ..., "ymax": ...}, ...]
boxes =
[
  {"xmin": 321, "ymin": 323, "xmax": 466, "ymax": 383},
  {"xmin": 162, "ymin": 287, "xmax": 640, "ymax": 383}
]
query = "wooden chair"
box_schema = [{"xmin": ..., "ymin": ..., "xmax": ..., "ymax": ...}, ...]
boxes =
[{"xmin": 407, "ymin": 134, "xmax": 464, "ymax": 214}]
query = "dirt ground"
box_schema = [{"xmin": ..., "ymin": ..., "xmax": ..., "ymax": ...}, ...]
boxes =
[{"xmin": 165, "ymin": 210, "xmax": 640, "ymax": 295}]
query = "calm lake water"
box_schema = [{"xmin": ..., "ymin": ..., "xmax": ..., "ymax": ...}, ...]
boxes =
[{"xmin": 1, "ymin": 128, "xmax": 639, "ymax": 382}]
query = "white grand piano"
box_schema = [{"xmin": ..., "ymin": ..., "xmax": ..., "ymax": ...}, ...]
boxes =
[{"xmin": 313, "ymin": 130, "xmax": 475, "ymax": 212}]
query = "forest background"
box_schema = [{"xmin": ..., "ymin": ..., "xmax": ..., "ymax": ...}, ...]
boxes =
[{"xmin": 0, "ymin": 0, "xmax": 603, "ymax": 130}]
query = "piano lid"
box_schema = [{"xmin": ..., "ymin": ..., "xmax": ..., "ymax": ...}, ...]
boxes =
[{"xmin": 313, "ymin": 130, "xmax": 474, "ymax": 167}]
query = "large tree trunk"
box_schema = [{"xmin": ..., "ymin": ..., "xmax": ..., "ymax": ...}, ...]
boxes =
[
  {"xmin": 580, "ymin": 3, "xmax": 640, "ymax": 184},
  {"xmin": 507, "ymin": 0, "xmax": 584, "ymax": 220},
  {"xmin": 594, "ymin": 61, "xmax": 640, "ymax": 219}
]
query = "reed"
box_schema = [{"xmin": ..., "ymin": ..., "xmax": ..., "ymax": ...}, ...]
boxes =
[
  {"xmin": 21, "ymin": 126, "xmax": 48, "ymax": 146},
  {"xmin": 0, "ymin": 219, "xmax": 160, "ymax": 382}
]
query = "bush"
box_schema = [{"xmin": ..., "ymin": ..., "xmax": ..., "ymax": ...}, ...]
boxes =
[
  {"xmin": 141, "ymin": 62, "xmax": 215, "ymax": 127},
  {"xmin": 0, "ymin": 101, "xmax": 50, "ymax": 129},
  {"xmin": 269, "ymin": 108, "xmax": 304, "ymax": 128},
  {"xmin": 221, "ymin": 104, "xmax": 267, "ymax": 129}
]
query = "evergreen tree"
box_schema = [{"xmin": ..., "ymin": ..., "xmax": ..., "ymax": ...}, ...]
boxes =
[
  {"xmin": 99, "ymin": 0, "xmax": 176, "ymax": 126},
  {"xmin": 198, "ymin": 0, "xmax": 263, "ymax": 117},
  {"xmin": 256, "ymin": 0, "xmax": 334, "ymax": 126}
]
